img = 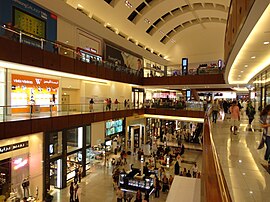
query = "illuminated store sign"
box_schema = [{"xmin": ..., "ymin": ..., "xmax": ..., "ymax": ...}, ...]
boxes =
[
  {"xmin": 13, "ymin": 158, "xmax": 28, "ymax": 170},
  {"xmin": 0, "ymin": 141, "xmax": 28, "ymax": 154},
  {"xmin": 12, "ymin": 74, "xmax": 59, "ymax": 88}
]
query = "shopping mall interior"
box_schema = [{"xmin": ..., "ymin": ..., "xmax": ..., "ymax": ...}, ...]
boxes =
[{"xmin": 0, "ymin": 0, "xmax": 270, "ymax": 201}]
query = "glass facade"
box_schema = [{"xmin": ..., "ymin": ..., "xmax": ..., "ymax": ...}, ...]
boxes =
[{"xmin": 66, "ymin": 127, "xmax": 83, "ymax": 153}]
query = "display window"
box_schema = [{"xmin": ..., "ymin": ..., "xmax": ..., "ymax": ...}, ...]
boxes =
[
  {"xmin": 66, "ymin": 152, "xmax": 82, "ymax": 181},
  {"xmin": 11, "ymin": 74, "xmax": 59, "ymax": 113},
  {"xmin": 66, "ymin": 127, "xmax": 83, "ymax": 153},
  {"xmin": 0, "ymin": 154, "xmax": 30, "ymax": 200},
  {"xmin": 49, "ymin": 132, "xmax": 62, "ymax": 159},
  {"xmin": 86, "ymin": 126, "xmax": 91, "ymax": 147}
]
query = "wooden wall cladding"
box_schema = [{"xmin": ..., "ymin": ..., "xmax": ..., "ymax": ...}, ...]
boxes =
[
  {"xmin": 68, "ymin": 114, "xmax": 83, "ymax": 128},
  {"xmin": 21, "ymin": 44, "xmax": 43, "ymax": 67},
  {"xmin": 59, "ymin": 55, "xmax": 75, "ymax": 74},
  {"xmin": 31, "ymin": 118, "xmax": 52, "ymax": 133},
  {"xmin": 143, "ymin": 74, "xmax": 225, "ymax": 86},
  {"xmin": 0, "ymin": 122, "xmax": 5, "ymax": 139},
  {"xmin": 4, "ymin": 120, "xmax": 32, "ymax": 139},
  {"xmin": 43, "ymin": 51, "xmax": 60, "ymax": 71},
  {"xmin": 86, "ymin": 63, "xmax": 97, "ymax": 77},
  {"xmin": 224, "ymin": 0, "xmax": 255, "ymax": 62},
  {"xmin": 51, "ymin": 116, "xmax": 69, "ymax": 131},
  {"xmin": 0, "ymin": 38, "xmax": 21, "ymax": 63},
  {"xmin": 75, "ymin": 60, "xmax": 87, "ymax": 75}
]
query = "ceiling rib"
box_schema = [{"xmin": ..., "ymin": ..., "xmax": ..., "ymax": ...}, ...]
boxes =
[
  {"xmin": 160, "ymin": 18, "xmax": 226, "ymax": 44},
  {"xmin": 146, "ymin": 3, "xmax": 228, "ymax": 36}
]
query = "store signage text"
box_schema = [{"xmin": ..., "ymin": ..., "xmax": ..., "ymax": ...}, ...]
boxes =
[
  {"xmin": 12, "ymin": 74, "xmax": 59, "ymax": 88},
  {"xmin": 13, "ymin": 158, "xmax": 28, "ymax": 170},
  {"xmin": 0, "ymin": 141, "xmax": 29, "ymax": 154}
]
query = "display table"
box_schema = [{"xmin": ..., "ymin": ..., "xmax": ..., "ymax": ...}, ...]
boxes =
[{"xmin": 119, "ymin": 168, "xmax": 157, "ymax": 193}]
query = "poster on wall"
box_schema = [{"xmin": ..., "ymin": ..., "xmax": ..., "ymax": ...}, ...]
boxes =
[
  {"xmin": 105, "ymin": 44, "xmax": 143, "ymax": 71},
  {"xmin": 0, "ymin": 0, "xmax": 57, "ymax": 50},
  {"xmin": 11, "ymin": 74, "xmax": 59, "ymax": 113}
]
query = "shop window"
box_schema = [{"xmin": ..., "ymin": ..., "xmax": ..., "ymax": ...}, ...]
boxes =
[
  {"xmin": 67, "ymin": 152, "xmax": 82, "ymax": 182},
  {"xmin": 66, "ymin": 127, "xmax": 83, "ymax": 153},
  {"xmin": 86, "ymin": 126, "xmax": 91, "ymax": 147},
  {"xmin": 49, "ymin": 132, "xmax": 63, "ymax": 158}
]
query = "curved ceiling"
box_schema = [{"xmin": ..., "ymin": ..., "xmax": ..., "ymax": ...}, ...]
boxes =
[{"xmin": 66, "ymin": 0, "xmax": 230, "ymax": 65}]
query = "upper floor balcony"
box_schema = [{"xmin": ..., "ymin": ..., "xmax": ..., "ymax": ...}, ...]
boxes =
[
  {"xmin": 0, "ymin": 101, "xmax": 204, "ymax": 140},
  {"xmin": 0, "ymin": 25, "xmax": 225, "ymax": 86}
]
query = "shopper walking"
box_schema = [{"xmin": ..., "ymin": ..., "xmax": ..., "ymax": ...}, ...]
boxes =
[
  {"xmin": 135, "ymin": 190, "xmax": 142, "ymax": 202},
  {"xmin": 154, "ymin": 176, "xmax": 160, "ymax": 198},
  {"xmin": 116, "ymin": 186, "xmax": 123, "ymax": 202},
  {"xmin": 246, "ymin": 101, "xmax": 256, "ymax": 125},
  {"xmin": 229, "ymin": 101, "xmax": 240, "ymax": 135},
  {"xmin": 89, "ymin": 98, "xmax": 94, "ymax": 112},
  {"xmin": 260, "ymin": 105, "xmax": 270, "ymax": 167},
  {"xmin": 191, "ymin": 163, "xmax": 198, "ymax": 178},
  {"xmin": 74, "ymin": 182, "xmax": 79, "ymax": 202},
  {"xmin": 211, "ymin": 99, "xmax": 220, "ymax": 123},
  {"xmin": 70, "ymin": 182, "xmax": 74, "ymax": 202}
]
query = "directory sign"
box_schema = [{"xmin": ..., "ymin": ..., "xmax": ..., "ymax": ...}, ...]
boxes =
[
  {"xmin": 14, "ymin": 8, "xmax": 46, "ymax": 38},
  {"xmin": 182, "ymin": 58, "xmax": 188, "ymax": 75}
]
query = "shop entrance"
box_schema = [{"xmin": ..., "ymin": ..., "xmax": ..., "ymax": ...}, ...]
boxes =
[
  {"xmin": 61, "ymin": 94, "xmax": 70, "ymax": 111},
  {"xmin": 50, "ymin": 159, "xmax": 63, "ymax": 189},
  {"xmin": 0, "ymin": 158, "xmax": 11, "ymax": 199}
]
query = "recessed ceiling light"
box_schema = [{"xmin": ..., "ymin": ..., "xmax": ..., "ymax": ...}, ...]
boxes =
[
  {"xmin": 159, "ymin": 30, "xmax": 165, "ymax": 35},
  {"xmin": 125, "ymin": 0, "xmax": 132, "ymax": 8},
  {"xmin": 264, "ymin": 41, "xmax": 270, "ymax": 45},
  {"xmin": 238, "ymin": 75, "xmax": 241, "ymax": 77},
  {"xmin": 144, "ymin": 18, "xmax": 151, "ymax": 24},
  {"xmin": 245, "ymin": 65, "xmax": 248, "ymax": 67},
  {"xmin": 241, "ymin": 70, "xmax": 244, "ymax": 73},
  {"xmin": 251, "ymin": 56, "xmax": 256, "ymax": 59}
]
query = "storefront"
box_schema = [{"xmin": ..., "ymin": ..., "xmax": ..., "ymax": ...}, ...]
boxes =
[
  {"xmin": 10, "ymin": 73, "xmax": 59, "ymax": 113},
  {"xmin": 126, "ymin": 116, "xmax": 146, "ymax": 152},
  {"xmin": 105, "ymin": 119, "xmax": 125, "ymax": 153},
  {"xmin": 0, "ymin": 133, "xmax": 43, "ymax": 201},
  {"xmin": 132, "ymin": 87, "xmax": 144, "ymax": 108},
  {"xmin": 44, "ymin": 125, "xmax": 91, "ymax": 193}
]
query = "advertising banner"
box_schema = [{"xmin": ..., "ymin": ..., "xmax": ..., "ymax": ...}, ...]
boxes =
[
  {"xmin": 11, "ymin": 74, "xmax": 59, "ymax": 113},
  {"xmin": 0, "ymin": 0, "xmax": 57, "ymax": 50},
  {"xmin": 105, "ymin": 44, "xmax": 143, "ymax": 71}
]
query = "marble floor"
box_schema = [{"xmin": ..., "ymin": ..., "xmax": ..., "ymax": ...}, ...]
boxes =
[
  {"xmin": 51, "ymin": 144, "xmax": 202, "ymax": 202},
  {"xmin": 49, "ymin": 112, "xmax": 270, "ymax": 202},
  {"xmin": 212, "ymin": 113, "xmax": 270, "ymax": 202}
]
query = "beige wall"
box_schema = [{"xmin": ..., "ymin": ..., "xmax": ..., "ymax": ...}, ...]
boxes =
[
  {"xmin": 82, "ymin": 81, "xmax": 132, "ymax": 104},
  {"xmin": 91, "ymin": 121, "xmax": 105, "ymax": 146}
]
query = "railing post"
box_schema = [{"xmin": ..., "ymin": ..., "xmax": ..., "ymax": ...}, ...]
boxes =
[
  {"xmin": 19, "ymin": 31, "xmax": 22, "ymax": 43},
  {"xmin": 41, "ymin": 39, "xmax": 44, "ymax": 50}
]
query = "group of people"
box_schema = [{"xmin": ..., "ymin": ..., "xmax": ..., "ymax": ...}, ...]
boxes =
[
  {"xmin": 210, "ymin": 99, "xmax": 256, "ymax": 134},
  {"xmin": 89, "ymin": 98, "xmax": 131, "ymax": 112}
]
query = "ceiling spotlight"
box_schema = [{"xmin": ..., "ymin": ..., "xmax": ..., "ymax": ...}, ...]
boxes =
[
  {"xmin": 264, "ymin": 41, "xmax": 270, "ymax": 45},
  {"xmin": 251, "ymin": 56, "xmax": 256, "ymax": 59},
  {"xmin": 144, "ymin": 18, "xmax": 151, "ymax": 24},
  {"xmin": 241, "ymin": 70, "xmax": 244, "ymax": 73},
  {"xmin": 238, "ymin": 75, "xmax": 241, "ymax": 77},
  {"xmin": 125, "ymin": 0, "xmax": 132, "ymax": 8},
  {"xmin": 159, "ymin": 30, "xmax": 165, "ymax": 35},
  {"xmin": 244, "ymin": 65, "xmax": 248, "ymax": 68}
]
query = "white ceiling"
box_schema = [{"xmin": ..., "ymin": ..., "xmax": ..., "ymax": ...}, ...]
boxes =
[{"xmin": 65, "ymin": 0, "xmax": 230, "ymax": 65}]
